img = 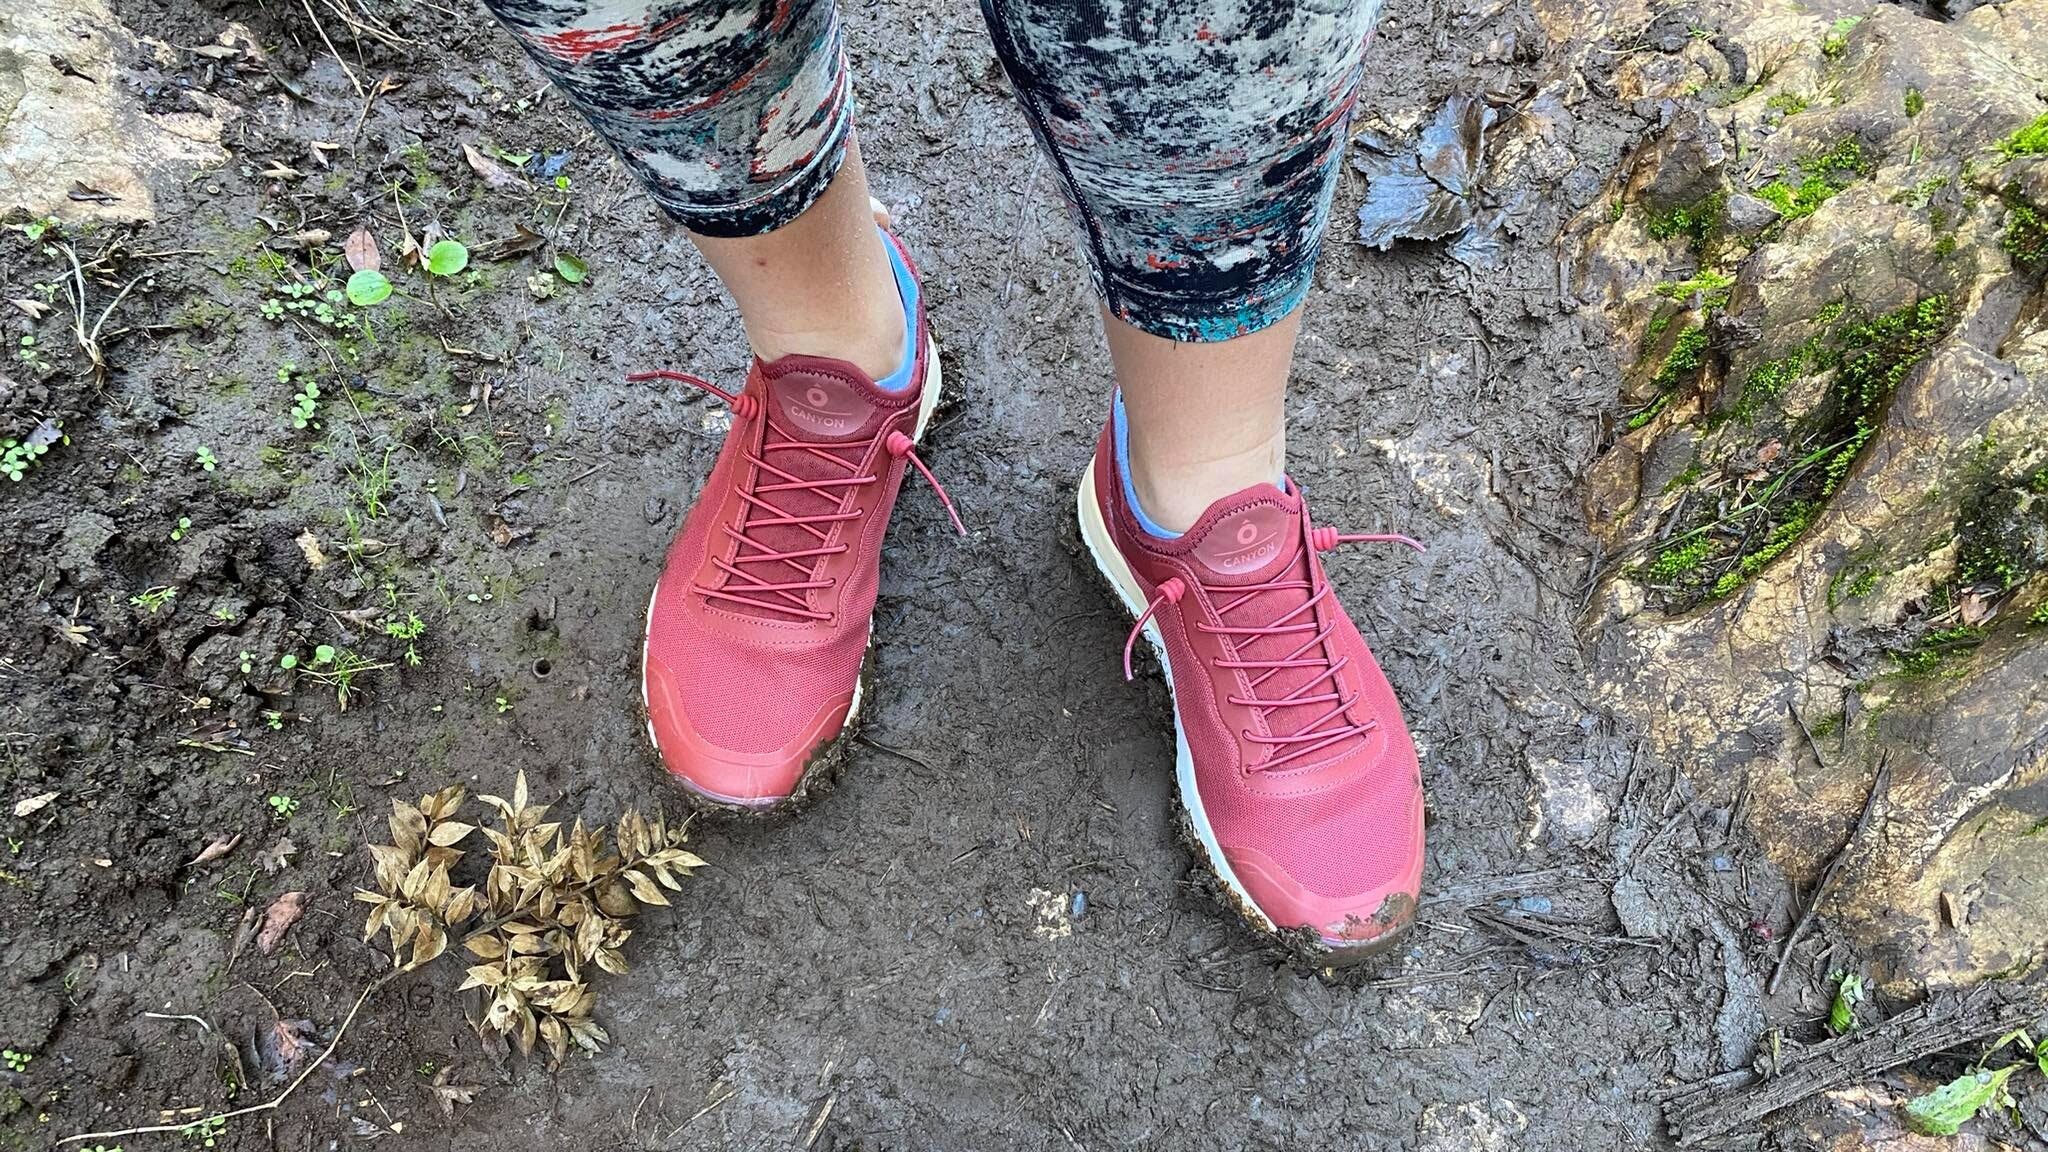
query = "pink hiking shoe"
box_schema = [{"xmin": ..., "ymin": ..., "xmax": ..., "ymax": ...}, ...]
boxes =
[
  {"xmin": 1077, "ymin": 408, "xmax": 1426, "ymax": 963},
  {"xmin": 634, "ymin": 234, "xmax": 958, "ymax": 812}
]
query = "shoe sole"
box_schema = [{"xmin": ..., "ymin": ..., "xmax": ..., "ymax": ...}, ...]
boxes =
[
  {"xmin": 643, "ymin": 338, "xmax": 949, "ymax": 817},
  {"xmin": 1074, "ymin": 466, "xmax": 1410, "ymax": 969}
]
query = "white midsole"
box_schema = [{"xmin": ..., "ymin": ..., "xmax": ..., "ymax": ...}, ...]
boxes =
[
  {"xmin": 640, "ymin": 339, "xmax": 947, "ymax": 779},
  {"xmin": 1074, "ymin": 466, "xmax": 1274, "ymax": 935}
]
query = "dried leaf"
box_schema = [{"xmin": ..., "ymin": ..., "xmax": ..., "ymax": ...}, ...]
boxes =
[
  {"xmin": 13, "ymin": 791, "xmax": 58, "ymax": 818},
  {"xmin": 255, "ymin": 836, "xmax": 296, "ymax": 874},
  {"xmin": 9, "ymin": 298, "xmax": 51, "ymax": 319},
  {"xmin": 391, "ymin": 799, "xmax": 428, "ymax": 857},
  {"xmin": 622, "ymin": 868, "xmax": 668, "ymax": 907},
  {"xmin": 185, "ymin": 832, "xmax": 242, "ymax": 867},
  {"xmin": 295, "ymin": 529, "xmax": 328, "ymax": 570},
  {"xmin": 256, "ymin": 891, "xmax": 308, "ymax": 954},
  {"xmin": 343, "ymin": 226, "xmax": 381, "ymax": 273},
  {"xmin": 424, "ymin": 1066, "xmax": 483, "ymax": 1116},
  {"xmin": 428, "ymin": 820, "xmax": 476, "ymax": 847},
  {"xmin": 463, "ymin": 143, "xmax": 524, "ymax": 190}
]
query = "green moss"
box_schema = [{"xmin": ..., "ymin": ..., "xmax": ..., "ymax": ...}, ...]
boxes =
[
  {"xmin": 1888, "ymin": 625, "xmax": 1986, "ymax": 679},
  {"xmin": 1628, "ymin": 325, "xmax": 1710, "ymax": 430},
  {"xmin": 1904, "ymin": 88, "xmax": 1925, "ymax": 118},
  {"xmin": 1636, "ymin": 296, "xmax": 1954, "ymax": 611},
  {"xmin": 1663, "ymin": 459, "xmax": 1706, "ymax": 495},
  {"xmin": 2000, "ymin": 188, "xmax": 2047, "ymax": 272},
  {"xmin": 1655, "ymin": 268, "xmax": 1736, "ymax": 310},
  {"xmin": 1820, "ymin": 16, "xmax": 1860, "ymax": 59},
  {"xmin": 1646, "ymin": 311, "xmax": 1674, "ymax": 344},
  {"xmin": 1766, "ymin": 92, "xmax": 1810, "ymax": 118},
  {"xmin": 1808, "ymin": 709, "xmax": 1845, "ymax": 738},
  {"xmin": 1998, "ymin": 112, "xmax": 2048, "ymax": 158},
  {"xmin": 2030, "ymin": 601, "xmax": 2048, "ymax": 627},
  {"xmin": 1954, "ymin": 466, "xmax": 2048, "ymax": 591},
  {"xmin": 1757, "ymin": 176, "xmax": 1838, "ymax": 222},
  {"xmin": 1710, "ymin": 501, "xmax": 1816, "ymax": 598},
  {"xmin": 1649, "ymin": 536, "xmax": 1715, "ymax": 581},
  {"xmin": 1646, "ymin": 191, "xmax": 1728, "ymax": 251}
]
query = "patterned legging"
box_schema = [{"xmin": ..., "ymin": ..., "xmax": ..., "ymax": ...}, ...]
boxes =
[{"xmin": 483, "ymin": 0, "xmax": 1385, "ymax": 342}]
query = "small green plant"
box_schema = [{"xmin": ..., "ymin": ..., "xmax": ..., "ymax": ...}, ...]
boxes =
[
  {"xmin": 425, "ymin": 239, "xmax": 470, "ymax": 277},
  {"xmin": 383, "ymin": 588, "xmax": 427, "ymax": 666},
  {"xmin": 3, "ymin": 1048, "xmax": 31, "ymax": 1072},
  {"xmin": 299, "ymin": 644, "xmax": 389, "ymax": 710},
  {"xmin": 262, "ymin": 710, "xmax": 286, "ymax": 730},
  {"xmin": 1903, "ymin": 87, "xmax": 1925, "ymax": 118},
  {"xmin": 2, "ymin": 420, "xmax": 62, "ymax": 483},
  {"xmin": 1820, "ymin": 16, "xmax": 1860, "ymax": 59},
  {"xmin": 239, "ymin": 650, "xmax": 255, "ymax": 674},
  {"xmin": 179, "ymin": 1114, "xmax": 227, "ymax": 1148},
  {"xmin": 495, "ymin": 694, "xmax": 513, "ymax": 714},
  {"xmin": 170, "ymin": 516, "xmax": 192, "ymax": 542},
  {"xmin": 267, "ymin": 794, "xmax": 299, "ymax": 819},
  {"xmin": 1901, "ymin": 1030, "xmax": 2044, "ymax": 1137},
  {"xmin": 1997, "ymin": 112, "xmax": 2048, "ymax": 158},
  {"xmin": 346, "ymin": 268, "xmax": 394, "ymax": 306},
  {"xmin": 1765, "ymin": 92, "xmax": 1808, "ymax": 118},
  {"xmin": 129, "ymin": 586, "xmax": 177, "ymax": 614},
  {"xmin": 1828, "ymin": 971, "xmax": 1863, "ymax": 1034},
  {"xmin": 195, "ymin": 445, "xmax": 218, "ymax": 472},
  {"xmin": 282, "ymin": 363, "xmax": 321, "ymax": 431}
]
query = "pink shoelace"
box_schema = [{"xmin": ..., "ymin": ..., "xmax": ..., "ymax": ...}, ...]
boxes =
[
  {"xmin": 1123, "ymin": 522, "xmax": 1424, "ymax": 771},
  {"xmin": 628, "ymin": 369, "xmax": 963, "ymax": 622}
]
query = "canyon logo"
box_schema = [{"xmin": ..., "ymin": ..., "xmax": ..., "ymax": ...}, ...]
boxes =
[
  {"xmin": 1210, "ymin": 515, "xmax": 1280, "ymax": 574},
  {"xmin": 785, "ymin": 381, "xmax": 862, "ymax": 436}
]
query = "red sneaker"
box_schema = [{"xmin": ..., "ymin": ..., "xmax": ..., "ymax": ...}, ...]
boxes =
[
  {"xmin": 1077, "ymin": 409, "xmax": 1426, "ymax": 963},
  {"xmin": 633, "ymin": 236, "xmax": 958, "ymax": 812}
]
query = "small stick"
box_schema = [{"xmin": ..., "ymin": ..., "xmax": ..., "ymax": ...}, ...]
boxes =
[
  {"xmin": 139, "ymin": 1012, "xmax": 212, "ymax": 1033},
  {"xmin": 58, "ymin": 973, "xmax": 396, "ymax": 1146},
  {"xmin": 1766, "ymin": 753, "xmax": 1890, "ymax": 995},
  {"xmin": 299, "ymin": 0, "xmax": 365, "ymax": 98}
]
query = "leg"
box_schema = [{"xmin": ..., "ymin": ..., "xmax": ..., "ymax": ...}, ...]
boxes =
[
  {"xmin": 1000, "ymin": 0, "xmax": 1425, "ymax": 963},
  {"xmin": 483, "ymin": 0, "xmax": 902, "ymax": 377},
  {"xmin": 485, "ymin": 0, "xmax": 954, "ymax": 809},
  {"xmin": 983, "ymin": 0, "xmax": 1382, "ymax": 530}
]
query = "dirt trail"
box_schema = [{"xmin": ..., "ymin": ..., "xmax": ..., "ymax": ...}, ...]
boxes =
[{"xmin": 9, "ymin": 0, "xmax": 2030, "ymax": 1148}]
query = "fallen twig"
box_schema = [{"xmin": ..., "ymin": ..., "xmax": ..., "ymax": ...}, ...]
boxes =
[
  {"xmin": 58, "ymin": 973, "xmax": 397, "ymax": 1146},
  {"xmin": 1663, "ymin": 979, "xmax": 2048, "ymax": 1145}
]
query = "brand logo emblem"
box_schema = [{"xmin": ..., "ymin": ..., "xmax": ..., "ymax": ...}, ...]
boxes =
[
  {"xmin": 786, "ymin": 381, "xmax": 859, "ymax": 434},
  {"xmin": 1208, "ymin": 514, "xmax": 1279, "ymax": 573}
]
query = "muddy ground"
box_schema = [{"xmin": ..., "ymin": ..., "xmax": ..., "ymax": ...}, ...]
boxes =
[{"xmin": 3, "ymin": 0, "xmax": 2042, "ymax": 1147}]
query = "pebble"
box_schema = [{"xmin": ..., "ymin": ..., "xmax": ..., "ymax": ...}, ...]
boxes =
[
  {"xmin": 1069, "ymin": 891, "xmax": 1087, "ymax": 919},
  {"xmin": 1515, "ymin": 895, "xmax": 1553, "ymax": 914},
  {"xmin": 1711, "ymin": 855, "xmax": 1733, "ymax": 872},
  {"xmin": 643, "ymin": 496, "xmax": 668, "ymax": 524}
]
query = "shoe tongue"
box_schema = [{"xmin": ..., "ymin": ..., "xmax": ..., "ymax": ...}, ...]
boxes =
[
  {"xmin": 1185, "ymin": 484, "xmax": 1304, "ymax": 587},
  {"xmin": 761, "ymin": 357, "xmax": 891, "ymax": 444},
  {"xmin": 1183, "ymin": 483, "xmax": 1358, "ymax": 765}
]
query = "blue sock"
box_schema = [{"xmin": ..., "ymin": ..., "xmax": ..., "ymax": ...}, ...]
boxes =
[
  {"xmin": 874, "ymin": 230, "xmax": 919, "ymax": 394},
  {"xmin": 1113, "ymin": 390, "xmax": 1288, "ymax": 541},
  {"xmin": 1114, "ymin": 391, "xmax": 1181, "ymax": 539}
]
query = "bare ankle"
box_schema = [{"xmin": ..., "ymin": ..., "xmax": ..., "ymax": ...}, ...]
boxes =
[{"xmin": 1129, "ymin": 436, "xmax": 1285, "ymax": 534}]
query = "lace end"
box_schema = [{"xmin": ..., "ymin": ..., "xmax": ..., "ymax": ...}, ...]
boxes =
[
  {"xmin": 1122, "ymin": 577, "xmax": 1184, "ymax": 681},
  {"xmin": 885, "ymin": 431, "xmax": 967, "ymax": 537}
]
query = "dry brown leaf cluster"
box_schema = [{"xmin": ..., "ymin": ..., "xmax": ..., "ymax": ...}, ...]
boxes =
[{"xmin": 354, "ymin": 772, "xmax": 701, "ymax": 1065}]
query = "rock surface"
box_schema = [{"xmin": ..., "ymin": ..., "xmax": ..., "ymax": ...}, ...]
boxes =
[
  {"xmin": 0, "ymin": 0, "xmax": 228, "ymax": 222},
  {"xmin": 1568, "ymin": 0, "xmax": 2048, "ymax": 991}
]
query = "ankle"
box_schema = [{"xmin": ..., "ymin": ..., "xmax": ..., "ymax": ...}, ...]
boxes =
[
  {"xmin": 748, "ymin": 297, "xmax": 906, "ymax": 380},
  {"xmin": 1129, "ymin": 435, "xmax": 1285, "ymax": 534}
]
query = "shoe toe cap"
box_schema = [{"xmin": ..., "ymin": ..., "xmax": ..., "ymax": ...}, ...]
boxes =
[
  {"xmin": 643, "ymin": 655, "xmax": 854, "ymax": 808},
  {"xmin": 1220, "ymin": 843, "xmax": 1421, "ymax": 956}
]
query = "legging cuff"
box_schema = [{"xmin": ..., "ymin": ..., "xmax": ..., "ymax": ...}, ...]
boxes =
[{"xmin": 1102, "ymin": 262, "xmax": 1315, "ymax": 343}]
